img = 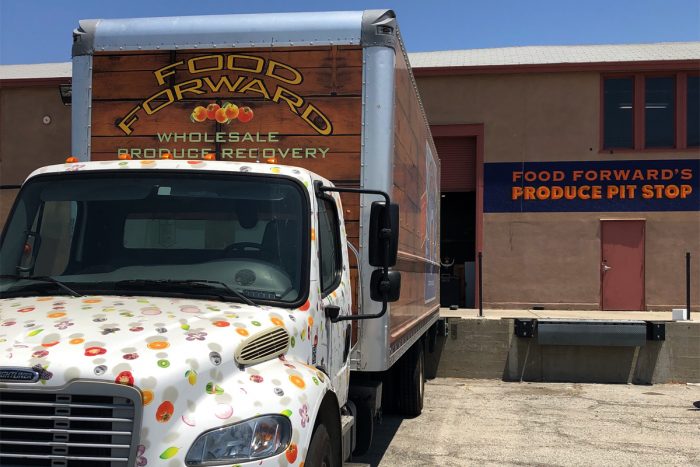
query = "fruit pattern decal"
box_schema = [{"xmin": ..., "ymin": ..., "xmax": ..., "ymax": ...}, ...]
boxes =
[
  {"xmin": 3, "ymin": 160, "xmax": 354, "ymax": 466},
  {"xmin": 191, "ymin": 102, "xmax": 255, "ymax": 125}
]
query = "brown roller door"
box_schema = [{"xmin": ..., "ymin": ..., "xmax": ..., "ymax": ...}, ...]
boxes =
[{"xmin": 434, "ymin": 136, "xmax": 476, "ymax": 192}]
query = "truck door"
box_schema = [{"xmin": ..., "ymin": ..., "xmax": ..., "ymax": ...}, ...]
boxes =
[{"xmin": 316, "ymin": 195, "xmax": 348, "ymax": 388}]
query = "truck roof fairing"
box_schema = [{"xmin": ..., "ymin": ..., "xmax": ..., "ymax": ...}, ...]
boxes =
[{"xmin": 72, "ymin": 9, "xmax": 397, "ymax": 56}]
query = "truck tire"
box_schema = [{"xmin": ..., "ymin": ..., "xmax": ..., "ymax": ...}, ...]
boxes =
[
  {"xmin": 395, "ymin": 342, "xmax": 424, "ymax": 417},
  {"xmin": 351, "ymin": 398, "xmax": 373, "ymax": 456},
  {"xmin": 306, "ymin": 424, "xmax": 336, "ymax": 467}
]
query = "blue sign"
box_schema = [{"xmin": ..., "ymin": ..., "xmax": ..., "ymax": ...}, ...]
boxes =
[{"xmin": 484, "ymin": 159, "xmax": 700, "ymax": 212}]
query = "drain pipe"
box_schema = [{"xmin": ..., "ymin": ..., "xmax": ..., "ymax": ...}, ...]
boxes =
[
  {"xmin": 478, "ymin": 251, "xmax": 483, "ymax": 318},
  {"xmin": 687, "ymin": 252, "xmax": 691, "ymax": 320}
]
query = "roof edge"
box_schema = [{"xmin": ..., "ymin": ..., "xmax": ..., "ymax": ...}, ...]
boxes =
[
  {"xmin": 69, "ymin": 11, "xmax": 365, "ymax": 54},
  {"xmin": 0, "ymin": 77, "xmax": 71, "ymax": 87},
  {"xmin": 412, "ymin": 59, "xmax": 700, "ymax": 76}
]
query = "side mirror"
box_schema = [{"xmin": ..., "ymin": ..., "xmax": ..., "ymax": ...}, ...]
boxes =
[
  {"xmin": 370, "ymin": 269, "xmax": 401, "ymax": 302},
  {"xmin": 368, "ymin": 202, "xmax": 399, "ymax": 267}
]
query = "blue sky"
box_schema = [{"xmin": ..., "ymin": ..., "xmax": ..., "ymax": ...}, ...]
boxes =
[{"xmin": 1, "ymin": 0, "xmax": 699, "ymax": 64}]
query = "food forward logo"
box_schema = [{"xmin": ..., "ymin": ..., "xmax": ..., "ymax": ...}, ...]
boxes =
[{"xmin": 117, "ymin": 53, "xmax": 333, "ymax": 136}]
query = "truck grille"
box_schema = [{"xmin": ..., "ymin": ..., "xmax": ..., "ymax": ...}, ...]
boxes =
[{"xmin": 0, "ymin": 380, "xmax": 142, "ymax": 467}]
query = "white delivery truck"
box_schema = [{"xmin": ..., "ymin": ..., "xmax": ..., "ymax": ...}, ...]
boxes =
[{"xmin": 0, "ymin": 10, "xmax": 441, "ymax": 467}]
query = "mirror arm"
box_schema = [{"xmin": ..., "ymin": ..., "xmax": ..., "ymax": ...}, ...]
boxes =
[
  {"xmin": 330, "ymin": 301, "xmax": 387, "ymax": 322},
  {"xmin": 315, "ymin": 182, "xmax": 394, "ymax": 323},
  {"xmin": 331, "ymin": 266, "xmax": 394, "ymax": 323},
  {"xmin": 315, "ymin": 182, "xmax": 391, "ymax": 206}
]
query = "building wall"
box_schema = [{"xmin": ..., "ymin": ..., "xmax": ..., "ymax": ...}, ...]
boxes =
[
  {"xmin": 0, "ymin": 85, "xmax": 71, "ymax": 225},
  {"xmin": 1, "ymin": 71, "xmax": 698, "ymax": 310},
  {"xmin": 416, "ymin": 72, "xmax": 700, "ymax": 310}
]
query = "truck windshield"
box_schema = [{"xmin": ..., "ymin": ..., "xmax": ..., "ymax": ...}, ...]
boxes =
[{"xmin": 0, "ymin": 171, "xmax": 308, "ymax": 306}]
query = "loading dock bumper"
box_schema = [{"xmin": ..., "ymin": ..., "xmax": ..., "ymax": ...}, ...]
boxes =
[{"xmin": 514, "ymin": 319, "xmax": 666, "ymax": 346}]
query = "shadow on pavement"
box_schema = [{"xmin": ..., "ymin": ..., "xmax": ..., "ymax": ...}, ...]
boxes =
[{"xmin": 350, "ymin": 414, "xmax": 404, "ymax": 467}]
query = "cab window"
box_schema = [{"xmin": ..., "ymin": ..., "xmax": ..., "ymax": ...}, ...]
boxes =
[{"xmin": 317, "ymin": 197, "xmax": 341, "ymax": 295}]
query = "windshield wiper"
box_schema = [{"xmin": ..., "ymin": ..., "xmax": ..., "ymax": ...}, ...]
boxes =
[
  {"xmin": 114, "ymin": 279, "xmax": 258, "ymax": 307},
  {"xmin": 186, "ymin": 279, "xmax": 259, "ymax": 307},
  {"xmin": 0, "ymin": 275, "xmax": 83, "ymax": 298}
]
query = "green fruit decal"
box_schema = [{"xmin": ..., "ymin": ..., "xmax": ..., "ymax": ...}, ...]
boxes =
[
  {"xmin": 159, "ymin": 446, "xmax": 179, "ymax": 459},
  {"xmin": 206, "ymin": 382, "xmax": 224, "ymax": 395},
  {"xmin": 280, "ymin": 409, "xmax": 292, "ymax": 418},
  {"xmin": 157, "ymin": 359, "xmax": 170, "ymax": 368}
]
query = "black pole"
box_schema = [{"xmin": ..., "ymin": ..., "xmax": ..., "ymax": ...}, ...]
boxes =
[
  {"xmin": 478, "ymin": 251, "xmax": 483, "ymax": 317},
  {"xmin": 687, "ymin": 252, "xmax": 691, "ymax": 319}
]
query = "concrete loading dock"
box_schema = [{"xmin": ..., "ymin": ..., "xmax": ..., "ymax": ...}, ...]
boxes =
[{"xmin": 433, "ymin": 308, "xmax": 699, "ymax": 384}]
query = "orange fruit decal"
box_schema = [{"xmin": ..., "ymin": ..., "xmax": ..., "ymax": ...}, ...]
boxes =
[
  {"xmin": 290, "ymin": 375, "xmax": 305, "ymax": 389},
  {"xmin": 147, "ymin": 341, "xmax": 169, "ymax": 350},
  {"xmin": 270, "ymin": 317, "xmax": 284, "ymax": 327},
  {"xmin": 142, "ymin": 390, "xmax": 154, "ymax": 406}
]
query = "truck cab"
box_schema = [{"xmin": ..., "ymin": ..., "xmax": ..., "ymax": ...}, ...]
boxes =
[{"xmin": 0, "ymin": 159, "xmax": 359, "ymax": 465}]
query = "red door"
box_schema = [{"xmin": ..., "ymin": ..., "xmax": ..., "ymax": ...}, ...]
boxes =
[{"xmin": 601, "ymin": 220, "xmax": 645, "ymax": 310}]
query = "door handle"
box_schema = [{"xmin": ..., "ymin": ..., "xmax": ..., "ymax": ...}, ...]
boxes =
[{"xmin": 602, "ymin": 264, "xmax": 612, "ymax": 272}]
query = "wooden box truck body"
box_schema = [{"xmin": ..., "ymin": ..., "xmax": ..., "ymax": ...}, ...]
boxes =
[{"xmin": 0, "ymin": 10, "xmax": 440, "ymax": 466}]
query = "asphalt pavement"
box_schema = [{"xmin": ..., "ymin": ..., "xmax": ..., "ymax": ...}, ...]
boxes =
[{"xmin": 353, "ymin": 378, "xmax": 700, "ymax": 466}]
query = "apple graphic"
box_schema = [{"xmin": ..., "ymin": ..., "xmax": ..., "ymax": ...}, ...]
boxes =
[
  {"xmin": 238, "ymin": 106, "xmax": 254, "ymax": 123},
  {"xmin": 206, "ymin": 103, "xmax": 220, "ymax": 120},
  {"xmin": 191, "ymin": 106, "xmax": 207, "ymax": 122},
  {"xmin": 224, "ymin": 103, "xmax": 239, "ymax": 120},
  {"xmin": 214, "ymin": 107, "xmax": 228, "ymax": 124}
]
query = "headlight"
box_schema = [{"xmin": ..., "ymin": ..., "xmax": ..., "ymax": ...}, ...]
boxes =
[{"xmin": 185, "ymin": 414, "xmax": 292, "ymax": 465}]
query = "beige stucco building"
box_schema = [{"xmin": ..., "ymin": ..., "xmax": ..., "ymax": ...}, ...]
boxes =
[
  {"xmin": 0, "ymin": 63, "xmax": 71, "ymax": 223},
  {"xmin": 411, "ymin": 43, "xmax": 700, "ymax": 310},
  {"xmin": 2, "ymin": 43, "xmax": 699, "ymax": 311}
]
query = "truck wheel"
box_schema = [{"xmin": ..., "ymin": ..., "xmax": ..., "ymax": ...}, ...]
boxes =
[
  {"xmin": 351, "ymin": 399, "xmax": 373, "ymax": 456},
  {"xmin": 396, "ymin": 342, "xmax": 424, "ymax": 417},
  {"xmin": 306, "ymin": 424, "xmax": 336, "ymax": 467}
]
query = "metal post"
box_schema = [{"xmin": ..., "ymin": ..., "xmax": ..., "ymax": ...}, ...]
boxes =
[
  {"xmin": 478, "ymin": 251, "xmax": 483, "ymax": 318},
  {"xmin": 687, "ymin": 252, "xmax": 691, "ymax": 319}
]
